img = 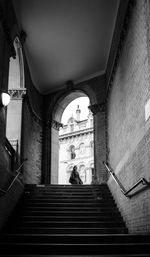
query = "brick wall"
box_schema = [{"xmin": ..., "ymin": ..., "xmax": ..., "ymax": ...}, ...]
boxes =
[
  {"xmin": 94, "ymin": 111, "xmax": 107, "ymax": 183},
  {"xmin": 22, "ymin": 98, "xmax": 42, "ymax": 184},
  {"xmin": 107, "ymin": 0, "xmax": 150, "ymax": 233}
]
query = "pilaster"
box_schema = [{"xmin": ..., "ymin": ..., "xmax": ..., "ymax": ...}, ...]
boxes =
[{"xmin": 89, "ymin": 103, "xmax": 107, "ymax": 184}]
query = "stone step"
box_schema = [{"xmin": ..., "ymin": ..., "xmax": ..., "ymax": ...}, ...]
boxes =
[
  {"xmin": 22, "ymin": 202, "xmax": 115, "ymax": 208},
  {"xmin": 1, "ymin": 234, "xmax": 150, "ymax": 244},
  {"xmin": 3, "ymin": 184, "xmax": 146, "ymax": 256},
  {"xmin": 3, "ymin": 253, "xmax": 150, "ymax": 257},
  {"xmin": 20, "ymin": 204, "xmax": 118, "ymax": 209},
  {"xmin": 27, "ymin": 188, "xmax": 110, "ymax": 192},
  {"xmin": 25, "ymin": 184, "xmax": 108, "ymax": 189},
  {"xmin": 24, "ymin": 197, "xmax": 115, "ymax": 205},
  {"xmin": 18, "ymin": 215, "xmax": 124, "ymax": 222},
  {"xmin": 6, "ymin": 227, "xmax": 127, "ymax": 234},
  {"xmin": 0, "ymin": 242, "xmax": 149, "ymax": 255},
  {"xmin": 8, "ymin": 221, "xmax": 125, "ymax": 228},
  {"xmin": 19, "ymin": 204, "xmax": 116, "ymax": 212},
  {"xmin": 20, "ymin": 210, "xmax": 120, "ymax": 216}
]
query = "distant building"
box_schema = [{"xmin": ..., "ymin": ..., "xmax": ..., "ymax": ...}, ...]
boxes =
[{"xmin": 59, "ymin": 105, "xmax": 94, "ymax": 184}]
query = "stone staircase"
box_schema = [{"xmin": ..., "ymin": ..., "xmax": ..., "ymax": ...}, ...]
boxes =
[{"xmin": 0, "ymin": 184, "xmax": 150, "ymax": 256}]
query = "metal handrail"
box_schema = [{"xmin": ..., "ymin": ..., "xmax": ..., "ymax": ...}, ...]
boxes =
[
  {"xmin": 103, "ymin": 161, "xmax": 150, "ymax": 197},
  {"xmin": 0, "ymin": 158, "xmax": 27, "ymax": 195}
]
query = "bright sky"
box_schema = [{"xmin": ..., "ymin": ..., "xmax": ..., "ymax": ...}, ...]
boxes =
[{"xmin": 61, "ymin": 97, "xmax": 90, "ymax": 125}]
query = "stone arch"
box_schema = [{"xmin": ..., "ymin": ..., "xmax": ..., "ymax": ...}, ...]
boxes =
[
  {"xmin": 50, "ymin": 88, "xmax": 95, "ymax": 184},
  {"xmin": 44, "ymin": 82, "xmax": 107, "ymax": 185},
  {"xmin": 53, "ymin": 89, "xmax": 92, "ymax": 123}
]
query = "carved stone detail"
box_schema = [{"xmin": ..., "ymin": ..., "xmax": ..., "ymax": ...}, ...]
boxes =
[
  {"xmin": 88, "ymin": 103, "xmax": 106, "ymax": 115},
  {"xmin": 47, "ymin": 120, "xmax": 63, "ymax": 130},
  {"xmin": 8, "ymin": 88, "xmax": 27, "ymax": 100}
]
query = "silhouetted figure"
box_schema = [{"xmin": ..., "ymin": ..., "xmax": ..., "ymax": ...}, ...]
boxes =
[{"xmin": 69, "ymin": 165, "xmax": 83, "ymax": 185}]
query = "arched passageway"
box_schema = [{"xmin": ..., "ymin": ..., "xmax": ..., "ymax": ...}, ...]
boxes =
[
  {"xmin": 58, "ymin": 96, "xmax": 94, "ymax": 185},
  {"xmin": 51, "ymin": 91, "xmax": 92, "ymax": 184},
  {"xmin": 42, "ymin": 83, "xmax": 107, "ymax": 185}
]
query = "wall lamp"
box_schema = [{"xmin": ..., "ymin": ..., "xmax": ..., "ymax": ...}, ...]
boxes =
[{"xmin": 0, "ymin": 92, "xmax": 10, "ymax": 107}]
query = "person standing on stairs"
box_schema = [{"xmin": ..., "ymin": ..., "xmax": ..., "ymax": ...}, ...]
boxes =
[{"xmin": 69, "ymin": 165, "xmax": 83, "ymax": 185}]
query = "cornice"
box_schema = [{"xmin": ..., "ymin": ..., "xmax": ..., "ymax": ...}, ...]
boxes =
[
  {"xmin": 88, "ymin": 103, "xmax": 106, "ymax": 115},
  {"xmin": 8, "ymin": 88, "xmax": 27, "ymax": 100},
  {"xmin": 25, "ymin": 95, "xmax": 42, "ymax": 126},
  {"xmin": 59, "ymin": 127, "xmax": 93, "ymax": 140}
]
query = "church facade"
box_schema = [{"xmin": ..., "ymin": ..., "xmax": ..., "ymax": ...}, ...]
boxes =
[{"xmin": 58, "ymin": 105, "xmax": 94, "ymax": 184}]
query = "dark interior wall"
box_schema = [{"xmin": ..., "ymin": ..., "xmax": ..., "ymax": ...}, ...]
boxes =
[
  {"xmin": 24, "ymin": 56, "xmax": 43, "ymax": 118},
  {"xmin": 21, "ymin": 54, "xmax": 44, "ymax": 184},
  {"xmin": 21, "ymin": 96, "xmax": 43, "ymax": 184},
  {"xmin": 0, "ymin": 25, "xmax": 13, "ymax": 189},
  {"xmin": 0, "ymin": 0, "xmax": 24, "ymax": 231},
  {"xmin": 107, "ymin": 0, "xmax": 150, "ymax": 233}
]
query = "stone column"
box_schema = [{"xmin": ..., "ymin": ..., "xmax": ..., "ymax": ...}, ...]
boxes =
[
  {"xmin": 41, "ymin": 121, "xmax": 51, "ymax": 184},
  {"xmin": 89, "ymin": 103, "xmax": 107, "ymax": 184},
  {"xmin": 6, "ymin": 88, "xmax": 26, "ymax": 163},
  {"xmin": 51, "ymin": 120, "xmax": 63, "ymax": 184},
  {"xmin": 42, "ymin": 119, "xmax": 62, "ymax": 184}
]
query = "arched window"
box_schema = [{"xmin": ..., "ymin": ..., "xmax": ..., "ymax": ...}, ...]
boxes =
[
  {"xmin": 79, "ymin": 143, "xmax": 85, "ymax": 155},
  {"xmin": 70, "ymin": 145, "xmax": 76, "ymax": 159}
]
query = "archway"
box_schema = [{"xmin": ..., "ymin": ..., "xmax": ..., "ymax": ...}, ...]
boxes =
[
  {"xmin": 43, "ymin": 82, "xmax": 107, "ymax": 185},
  {"xmin": 58, "ymin": 96, "xmax": 94, "ymax": 184},
  {"xmin": 51, "ymin": 90, "xmax": 94, "ymax": 184}
]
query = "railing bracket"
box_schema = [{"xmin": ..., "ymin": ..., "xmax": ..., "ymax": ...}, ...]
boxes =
[{"xmin": 103, "ymin": 161, "xmax": 150, "ymax": 198}]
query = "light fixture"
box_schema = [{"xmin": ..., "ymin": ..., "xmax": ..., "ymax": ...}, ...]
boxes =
[{"xmin": 0, "ymin": 92, "xmax": 10, "ymax": 107}]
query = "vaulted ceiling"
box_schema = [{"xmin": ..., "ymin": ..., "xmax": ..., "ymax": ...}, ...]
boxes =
[{"xmin": 13, "ymin": 0, "xmax": 119, "ymax": 94}]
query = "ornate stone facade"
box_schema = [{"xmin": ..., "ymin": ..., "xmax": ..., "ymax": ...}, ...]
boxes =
[{"xmin": 58, "ymin": 106, "xmax": 94, "ymax": 184}]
